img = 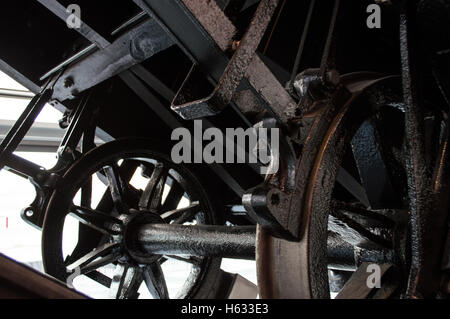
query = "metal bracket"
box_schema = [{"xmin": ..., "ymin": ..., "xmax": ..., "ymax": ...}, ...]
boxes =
[
  {"xmin": 171, "ymin": 0, "xmax": 280, "ymax": 119},
  {"xmin": 0, "ymin": 87, "xmax": 99, "ymax": 229},
  {"xmin": 242, "ymin": 118, "xmax": 297, "ymax": 239}
]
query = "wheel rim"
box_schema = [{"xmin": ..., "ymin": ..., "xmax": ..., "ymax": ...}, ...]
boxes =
[{"xmin": 42, "ymin": 139, "xmax": 223, "ymax": 299}]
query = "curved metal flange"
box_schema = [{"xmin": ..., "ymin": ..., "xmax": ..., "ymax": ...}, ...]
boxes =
[{"xmin": 256, "ymin": 73, "xmax": 401, "ymax": 299}]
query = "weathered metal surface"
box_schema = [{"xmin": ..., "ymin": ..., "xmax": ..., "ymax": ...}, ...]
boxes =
[
  {"xmin": 136, "ymin": 0, "xmax": 296, "ymax": 123},
  {"xmin": 183, "ymin": 0, "xmax": 236, "ymax": 52},
  {"xmin": 51, "ymin": 19, "xmax": 173, "ymax": 102},
  {"xmin": 400, "ymin": 2, "xmax": 448, "ymax": 298},
  {"xmin": 351, "ymin": 120, "xmax": 399, "ymax": 209},
  {"xmin": 171, "ymin": 0, "xmax": 280, "ymax": 119}
]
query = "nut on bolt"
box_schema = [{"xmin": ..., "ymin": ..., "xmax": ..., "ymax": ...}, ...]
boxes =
[{"xmin": 64, "ymin": 77, "xmax": 74, "ymax": 88}]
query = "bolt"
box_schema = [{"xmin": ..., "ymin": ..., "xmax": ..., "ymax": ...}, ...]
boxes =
[
  {"xmin": 64, "ymin": 77, "xmax": 74, "ymax": 88},
  {"xmin": 270, "ymin": 193, "xmax": 280, "ymax": 206},
  {"xmin": 232, "ymin": 40, "xmax": 241, "ymax": 51}
]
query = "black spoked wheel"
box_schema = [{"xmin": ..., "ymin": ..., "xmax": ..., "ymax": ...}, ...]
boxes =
[{"xmin": 42, "ymin": 139, "xmax": 228, "ymax": 299}]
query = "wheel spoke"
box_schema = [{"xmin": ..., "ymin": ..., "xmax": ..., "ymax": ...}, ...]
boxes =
[
  {"xmin": 329, "ymin": 210, "xmax": 393, "ymax": 250},
  {"xmin": 85, "ymin": 271, "xmax": 113, "ymax": 288},
  {"xmin": 64, "ymin": 227, "xmax": 104, "ymax": 266},
  {"xmin": 351, "ymin": 120, "xmax": 400, "ymax": 209},
  {"xmin": 104, "ymin": 160, "xmax": 142, "ymax": 212},
  {"xmin": 67, "ymin": 242, "xmax": 121, "ymax": 275},
  {"xmin": 161, "ymin": 179, "xmax": 185, "ymax": 212},
  {"xmin": 81, "ymin": 177, "xmax": 92, "ymax": 207},
  {"xmin": 104, "ymin": 164, "xmax": 130, "ymax": 211},
  {"xmin": 110, "ymin": 264, "xmax": 143, "ymax": 299},
  {"xmin": 139, "ymin": 162, "xmax": 167, "ymax": 211},
  {"xmin": 161, "ymin": 201, "xmax": 200, "ymax": 223},
  {"xmin": 336, "ymin": 167, "xmax": 370, "ymax": 207},
  {"xmin": 143, "ymin": 262, "xmax": 169, "ymax": 299},
  {"xmin": 332, "ymin": 200, "xmax": 395, "ymax": 227},
  {"xmin": 69, "ymin": 205, "xmax": 122, "ymax": 235}
]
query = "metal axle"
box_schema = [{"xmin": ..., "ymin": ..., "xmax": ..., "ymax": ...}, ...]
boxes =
[{"xmin": 135, "ymin": 224, "xmax": 256, "ymax": 260}]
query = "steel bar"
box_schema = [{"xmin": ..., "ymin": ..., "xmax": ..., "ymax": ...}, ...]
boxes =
[
  {"xmin": 51, "ymin": 19, "xmax": 173, "ymax": 102},
  {"xmin": 57, "ymin": 92, "xmax": 93, "ymax": 160},
  {"xmin": 400, "ymin": 3, "xmax": 439, "ymax": 298},
  {"xmin": 0, "ymin": 88, "xmax": 35, "ymax": 100},
  {"xmin": 3, "ymin": 153, "xmax": 46, "ymax": 180},
  {"xmin": 0, "ymin": 89, "xmax": 52, "ymax": 171},
  {"xmin": 0, "ymin": 59, "xmax": 41, "ymax": 93},
  {"xmin": 40, "ymin": 44, "xmax": 98, "ymax": 82},
  {"xmin": 289, "ymin": 0, "xmax": 316, "ymax": 87},
  {"xmin": 0, "ymin": 120, "xmax": 77, "ymax": 153},
  {"xmin": 136, "ymin": 224, "xmax": 256, "ymax": 260},
  {"xmin": 319, "ymin": 0, "xmax": 340, "ymax": 79}
]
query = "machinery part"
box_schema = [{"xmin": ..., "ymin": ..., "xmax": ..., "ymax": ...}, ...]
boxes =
[
  {"xmin": 171, "ymin": 0, "xmax": 279, "ymax": 119},
  {"xmin": 135, "ymin": 0, "xmax": 297, "ymax": 123},
  {"xmin": 0, "ymin": 253, "xmax": 86, "ymax": 299},
  {"xmin": 136, "ymin": 224, "xmax": 255, "ymax": 259},
  {"xmin": 242, "ymin": 117, "xmax": 297, "ymax": 239},
  {"xmin": 0, "ymin": 88, "xmax": 102, "ymax": 230},
  {"xmin": 49, "ymin": 18, "xmax": 173, "ymax": 102},
  {"xmin": 0, "ymin": 89, "xmax": 53, "ymax": 170},
  {"xmin": 0, "ymin": 88, "xmax": 35, "ymax": 100},
  {"xmin": 400, "ymin": 1, "xmax": 449, "ymax": 298},
  {"xmin": 42, "ymin": 139, "xmax": 241, "ymax": 299},
  {"xmin": 257, "ymin": 76, "xmax": 416, "ymax": 298}
]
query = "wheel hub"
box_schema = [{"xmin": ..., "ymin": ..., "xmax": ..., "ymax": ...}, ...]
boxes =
[{"xmin": 115, "ymin": 210, "xmax": 165, "ymax": 264}]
